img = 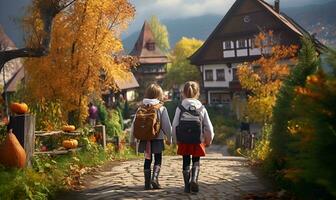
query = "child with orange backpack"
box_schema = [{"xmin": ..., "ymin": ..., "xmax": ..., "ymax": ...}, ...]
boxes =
[
  {"xmin": 172, "ymin": 81, "xmax": 214, "ymax": 193},
  {"xmin": 130, "ymin": 84, "xmax": 172, "ymax": 190}
]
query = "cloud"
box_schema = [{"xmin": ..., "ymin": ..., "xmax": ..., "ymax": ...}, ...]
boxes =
[
  {"xmin": 125, "ymin": 0, "xmax": 235, "ymax": 35},
  {"xmin": 125, "ymin": 0, "xmax": 331, "ymax": 35},
  {"xmin": 132, "ymin": 0, "xmax": 235, "ymax": 20}
]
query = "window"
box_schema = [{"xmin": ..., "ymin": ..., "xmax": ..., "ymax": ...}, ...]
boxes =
[
  {"xmin": 238, "ymin": 39, "xmax": 246, "ymax": 48},
  {"xmin": 210, "ymin": 93, "xmax": 231, "ymax": 104},
  {"xmin": 146, "ymin": 42, "xmax": 155, "ymax": 51},
  {"xmin": 223, "ymin": 41, "xmax": 232, "ymax": 50},
  {"xmin": 250, "ymin": 38, "xmax": 256, "ymax": 49},
  {"xmin": 205, "ymin": 70, "xmax": 213, "ymax": 81},
  {"xmin": 232, "ymin": 68, "xmax": 238, "ymax": 80},
  {"xmin": 216, "ymin": 69, "xmax": 225, "ymax": 81}
]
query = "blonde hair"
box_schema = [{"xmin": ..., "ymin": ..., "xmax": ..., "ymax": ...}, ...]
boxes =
[
  {"xmin": 144, "ymin": 83, "xmax": 163, "ymax": 100},
  {"xmin": 183, "ymin": 81, "xmax": 200, "ymax": 99}
]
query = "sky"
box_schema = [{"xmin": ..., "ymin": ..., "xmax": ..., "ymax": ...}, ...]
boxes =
[
  {"xmin": 0, "ymin": 0, "xmax": 334, "ymax": 45},
  {"xmin": 126, "ymin": 0, "xmax": 333, "ymax": 35}
]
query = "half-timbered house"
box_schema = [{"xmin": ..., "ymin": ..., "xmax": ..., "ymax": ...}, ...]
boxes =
[{"xmin": 190, "ymin": 0, "xmax": 319, "ymax": 105}]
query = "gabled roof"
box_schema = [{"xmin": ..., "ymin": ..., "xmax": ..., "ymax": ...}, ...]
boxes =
[
  {"xmin": 0, "ymin": 24, "xmax": 23, "ymax": 85},
  {"xmin": 190, "ymin": 0, "xmax": 321, "ymax": 65},
  {"xmin": 130, "ymin": 21, "xmax": 168, "ymax": 64},
  {"xmin": 0, "ymin": 25, "xmax": 16, "ymax": 48},
  {"xmin": 115, "ymin": 72, "xmax": 139, "ymax": 90},
  {"xmin": 4, "ymin": 66, "xmax": 24, "ymax": 93}
]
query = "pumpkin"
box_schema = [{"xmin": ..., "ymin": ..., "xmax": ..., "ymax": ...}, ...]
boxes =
[
  {"xmin": 10, "ymin": 102, "xmax": 28, "ymax": 114},
  {"xmin": 89, "ymin": 135, "xmax": 96, "ymax": 143},
  {"xmin": 0, "ymin": 129, "xmax": 26, "ymax": 168},
  {"xmin": 62, "ymin": 139, "xmax": 78, "ymax": 149},
  {"xmin": 62, "ymin": 125, "xmax": 76, "ymax": 132}
]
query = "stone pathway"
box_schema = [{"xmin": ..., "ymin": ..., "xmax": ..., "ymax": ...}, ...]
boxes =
[{"xmin": 60, "ymin": 146, "xmax": 270, "ymax": 200}]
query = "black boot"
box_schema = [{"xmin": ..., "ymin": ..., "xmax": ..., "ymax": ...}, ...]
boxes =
[
  {"xmin": 182, "ymin": 168, "xmax": 191, "ymax": 193},
  {"xmin": 144, "ymin": 169, "xmax": 151, "ymax": 190},
  {"xmin": 151, "ymin": 165, "xmax": 161, "ymax": 189},
  {"xmin": 190, "ymin": 163, "xmax": 200, "ymax": 193}
]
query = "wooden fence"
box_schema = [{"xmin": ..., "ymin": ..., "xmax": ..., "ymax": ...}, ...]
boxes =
[{"xmin": 8, "ymin": 114, "xmax": 106, "ymax": 167}]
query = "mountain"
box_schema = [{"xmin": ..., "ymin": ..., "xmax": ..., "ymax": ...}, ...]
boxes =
[
  {"xmin": 123, "ymin": 0, "xmax": 336, "ymax": 52},
  {"xmin": 283, "ymin": 1, "xmax": 336, "ymax": 46},
  {"xmin": 122, "ymin": 15, "xmax": 222, "ymax": 53},
  {"xmin": 0, "ymin": 0, "xmax": 31, "ymax": 47}
]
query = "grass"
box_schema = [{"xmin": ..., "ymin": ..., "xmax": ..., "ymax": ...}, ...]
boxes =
[{"xmin": 0, "ymin": 142, "xmax": 140, "ymax": 200}]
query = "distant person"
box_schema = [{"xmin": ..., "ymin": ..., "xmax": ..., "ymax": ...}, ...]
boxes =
[
  {"xmin": 172, "ymin": 81, "xmax": 214, "ymax": 193},
  {"xmin": 130, "ymin": 84, "xmax": 172, "ymax": 190},
  {"xmin": 88, "ymin": 103, "xmax": 98, "ymax": 126},
  {"xmin": 240, "ymin": 116, "xmax": 250, "ymax": 148}
]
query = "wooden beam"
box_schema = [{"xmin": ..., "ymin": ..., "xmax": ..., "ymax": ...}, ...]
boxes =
[
  {"xmin": 34, "ymin": 148, "xmax": 82, "ymax": 155},
  {"xmin": 35, "ymin": 131, "xmax": 83, "ymax": 137}
]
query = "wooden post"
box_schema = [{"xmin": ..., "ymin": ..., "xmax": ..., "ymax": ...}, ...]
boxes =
[
  {"xmin": 7, "ymin": 114, "xmax": 35, "ymax": 167},
  {"xmin": 94, "ymin": 125, "xmax": 106, "ymax": 149}
]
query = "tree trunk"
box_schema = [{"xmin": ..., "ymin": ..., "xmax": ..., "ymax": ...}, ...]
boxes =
[{"xmin": 0, "ymin": 0, "xmax": 77, "ymax": 71}]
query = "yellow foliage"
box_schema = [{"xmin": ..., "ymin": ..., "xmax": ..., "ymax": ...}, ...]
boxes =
[
  {"xmin": 164, "ymin": 37, "xmax": 203, "ymax": 88},
  {"xmin": 238, "ymin": 31, "xmax": 298, "ymax": 123},
  {"xmin": 23, "ymin": 0, "xmax": 135, "ymax": 125}
]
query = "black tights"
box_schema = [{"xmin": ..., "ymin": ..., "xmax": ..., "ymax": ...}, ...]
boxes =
[
  {"xmin": 182, "ymin": 155, "xmax": 200, "ymax": 170},
  {"xmin": 144, "ymin": 153, "xmax": 162, "ymax": 170}
]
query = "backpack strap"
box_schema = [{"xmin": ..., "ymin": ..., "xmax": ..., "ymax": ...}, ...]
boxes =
[
  {"xmin": 178, "ymin": 105, "xmax": 187, "ymax": 121},
  {"xmin": 153, "ymin": 103, "xmax": 166, "ymax": 136}
]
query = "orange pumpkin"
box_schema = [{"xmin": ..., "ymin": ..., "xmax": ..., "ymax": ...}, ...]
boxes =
[
  {"xmin": 62, "ymin": 139, "xmax": 78, "ymax": 149},
  {"xmin": 10, "ymin": 102, "xmax": 28, "ymax": 114},
  {"xmin": 62, "ymin": 125, "xmax": 76, "ymax": 132},
  {"xmin": 0, "ymin": 129, "xmax": 26, "ymax": 168},
  {"xmin": 89, "ymin": 135, "xmax": 96, "ymax": 143}
]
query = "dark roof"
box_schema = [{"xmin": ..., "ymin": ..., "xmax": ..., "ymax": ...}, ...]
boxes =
[
  {"xmin": 190, "ymin": 0, "xmax": 323, "ymax": 65},
  {"xmin": 130, "ymin": 21, "xmax": 168, "ymax": 64},
  {"xmin": 115, "ymin": 72, "xmax": 139, "ymax": 90},
  {"xmin": 0, "ymin": 25, "xmax": 16, "ymax": 48},
  {"xmin": 4, "ymin": 66, "xmax": 24, "ymax": 93}
]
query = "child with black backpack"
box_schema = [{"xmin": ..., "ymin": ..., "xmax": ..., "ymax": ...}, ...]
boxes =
[
  {"xmin": 130, "ymin": 84, "xmax": 172, "ymax": 190},
  {"xmin": 172, "ymin": 81, "xmax": 214, "ymax": 193}
]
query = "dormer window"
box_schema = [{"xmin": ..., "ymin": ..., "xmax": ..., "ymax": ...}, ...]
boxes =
[
  {"xmin": 238, "ymin": 39, "xmax": 246, "ymax": 48},
  {"xmin": 223, "ymin": 41, "xmax": 232, "ymax": 50},
  {"xmin": 146, "ymin": 42, "xmax": 155, "ymax": 51}
]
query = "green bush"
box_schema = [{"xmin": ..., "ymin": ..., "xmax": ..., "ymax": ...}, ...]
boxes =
[
  {"xmin": 206, "ymin": 105, "xmax": 239, "ymax": 144},
  {"xmin": 250, "ymin": 124, "xmax": 272, "ymax": 161},
  {"xmin": 97, "ymin": 102, "xmax": 124, "ymax": 137},
  {"xmin": 269, "ymin": 38, "xmax": 336, "ymax": 199},
  {"xmin": 164, "ymin": 100, "xmax": 179, "ymax": 122}
]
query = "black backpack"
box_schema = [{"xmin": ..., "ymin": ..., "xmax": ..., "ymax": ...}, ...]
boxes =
[{"xmin": 176, "ymin": 105, "xmax": 204, "ymax": 144}]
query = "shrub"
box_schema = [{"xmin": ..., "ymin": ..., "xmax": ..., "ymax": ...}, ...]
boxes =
[{"xmin": 269, "ymin": 38, "xmax": 336, "ymax": 199}]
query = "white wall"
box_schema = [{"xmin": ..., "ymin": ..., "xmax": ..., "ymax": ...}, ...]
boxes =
[
  {"xmin": 223, "ymin": 50, "xmax": 235, "ymax": 58},
  {"xmin": 237, "ymin": 49, "xmax": 248, "ymax": 57},
  {"xmin": 126, "ymin": 90, "xmax": 136, "ymax": 101},
  {"xmin": 203, "ymin": 63, "xmax": 241, "ymax": 88}
]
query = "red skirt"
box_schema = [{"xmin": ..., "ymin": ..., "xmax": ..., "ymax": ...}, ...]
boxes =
[{"xmin": 177, "ymin": 143, "xmax": 206, "ymax": 157}]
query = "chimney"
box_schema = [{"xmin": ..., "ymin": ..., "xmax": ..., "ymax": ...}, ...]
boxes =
[{"xmin": 274, "ymin": 0, "xmax": 280, "ymax": 13}]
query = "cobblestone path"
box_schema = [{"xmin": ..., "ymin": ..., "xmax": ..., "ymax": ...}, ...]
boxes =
[{"xmin": 61, "ymin": 146, "xmax": 270, "ymax": 200}]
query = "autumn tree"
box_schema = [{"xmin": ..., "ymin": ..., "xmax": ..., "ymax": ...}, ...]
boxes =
[
  {"xmin": 149, "ymin": 16, "xmax": 170, "ymax": 53},
  {"xmin": 164, "ymin": 37, "xmax": 203, "ymax": 89},
  {"xmin": 23, "ymin": 0, "xmax": 135, "ymax": 128},
  {"xmin": 238, "ymin": 31, "xmax": 298, "ymax": 123},
  {"xmin": 0, "ymin": 0, "xmax": 77, "ymax": 69},
  {"xmin": 237, "ymin": 31, "xmax": 298, "ymax": 161}
]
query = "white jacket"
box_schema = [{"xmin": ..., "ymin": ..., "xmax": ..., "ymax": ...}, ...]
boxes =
[
  {"xmin": 130, "ymin": 98, "xmax": 172, "ymax": 143},
  {"xmin": 172, "ymin": 98, "xmax": 214, "ymax": 145}
]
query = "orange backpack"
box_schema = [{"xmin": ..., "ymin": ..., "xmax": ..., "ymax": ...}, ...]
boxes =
[{"xmin": 133, "ymin": 104, "xmax": 162, "ymax": 140}]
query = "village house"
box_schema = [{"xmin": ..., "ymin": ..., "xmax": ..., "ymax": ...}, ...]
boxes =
[
  {"xmin": 190, "ymin": 0, "xmax": 321, "ymax": 105},
  {"xmin": 130, "ymin": 21, "xmax": 168, "ymax": 98},
  {"xmin": 0, "ymin": 25, "xmax": 23, "ymax": 93}
]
